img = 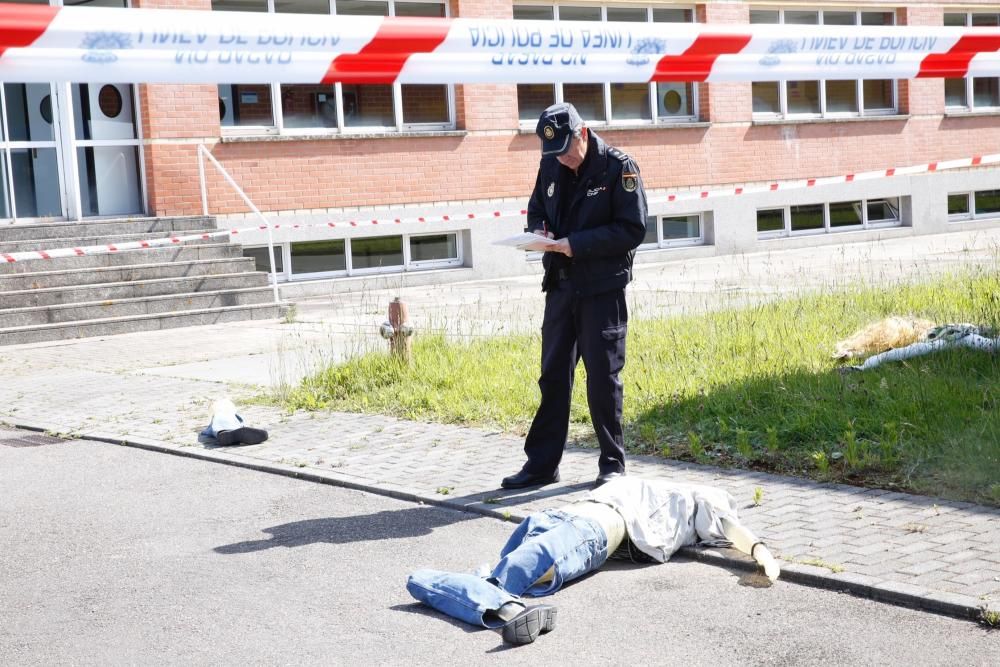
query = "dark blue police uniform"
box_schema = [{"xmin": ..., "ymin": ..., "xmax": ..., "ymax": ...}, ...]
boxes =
[{"xmin": 506, "ymin": 104, "xmax": 647, "ymax": 488}]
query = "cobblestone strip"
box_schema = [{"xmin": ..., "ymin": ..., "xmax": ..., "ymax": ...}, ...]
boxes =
[{"xmin": 1, "ymin": 368, "xmax": 997, "ymax": 624}]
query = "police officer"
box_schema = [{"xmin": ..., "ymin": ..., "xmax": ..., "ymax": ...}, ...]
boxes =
[{"xmin": 501, "ymin": 102, "xmax": 647, "ymax": 490}]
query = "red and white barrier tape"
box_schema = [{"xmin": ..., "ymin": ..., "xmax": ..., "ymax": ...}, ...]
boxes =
[
  {"xmin": 5, "ymin": 3, "xmax": 1000, "ymax": 83},
  {"xmin": 652, "ymin": 153, "xmax": 1000, "ymax": 203},
  {"xmin": 1, "ymin": 209, "xmax": 527, "ymax": 263},
  {"xmin": 4, "ymin": 152, "xmax": 998, "ymax": 264}
]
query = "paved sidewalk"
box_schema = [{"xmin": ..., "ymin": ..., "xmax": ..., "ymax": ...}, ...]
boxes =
[{"xmin": 1, "ymin": 228, "xmax": 998, "ymax": 623}]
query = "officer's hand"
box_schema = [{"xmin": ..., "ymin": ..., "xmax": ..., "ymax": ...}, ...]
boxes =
[
  {"xmin": 548, "ymin": 238, "xmax": 573, "ymax": 258},
  {"xmin": 522, "ymin": 229, "xmax": 556, "ymax": 252}
]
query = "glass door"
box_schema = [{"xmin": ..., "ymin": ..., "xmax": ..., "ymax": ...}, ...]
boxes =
[
  {"xmin": 0, "ymin": 83, "xmax": 65, "ymax": 221},
  {"xmin": 72, "ymin": 83, "xmax": 144, "ymax": 217}
]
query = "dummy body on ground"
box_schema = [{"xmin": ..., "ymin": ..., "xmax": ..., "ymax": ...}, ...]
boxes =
[{"xmin": 407, "ymin": 477, "xmax": 779, "ymax": 645}]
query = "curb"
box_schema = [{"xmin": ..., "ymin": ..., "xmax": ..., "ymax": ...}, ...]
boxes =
[{"xmin": 4, "ymin": 418, "xmax": 993, "ymax": 627}]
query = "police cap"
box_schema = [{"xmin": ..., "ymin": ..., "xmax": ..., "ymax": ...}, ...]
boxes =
[{"xmin": 536, "ymin": 102, "xmax": 584, "ymax": 157}]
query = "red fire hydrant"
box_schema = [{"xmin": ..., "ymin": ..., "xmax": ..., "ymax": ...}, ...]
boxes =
[{"xmin": 378, "ymin": 297, "xmax": 414, "ymax": 364}]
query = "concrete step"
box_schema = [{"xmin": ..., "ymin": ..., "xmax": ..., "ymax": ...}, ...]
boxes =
[
  {"xmin": 0, "ymin": 303, "xmax": 287, "ymax": 346},
  {"xmin": 2, "ymin": 273, "xmax": 271, "ymax": 309},
  {"xmin": 0, "ymin": 287, "xmax": 277, "ymax": 328},
  {"xmin": 0, "ymin": 216, "xmax": 216, "ymax": 243},
  {"xmin": 0, "ymin": 243, "xmax": 243, "ymax": 275},
  {"xmin": 0, "ymin": 230, "xmax": 221, "ymax": 254},
  {"xmin": 0, "ymin": 257, "xmax": 257, "ymax": 292}
]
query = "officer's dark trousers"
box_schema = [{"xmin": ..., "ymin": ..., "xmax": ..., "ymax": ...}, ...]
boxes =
[{"xmin": 523, "ymin": 278, "xmax": 628, "ymax": 476}]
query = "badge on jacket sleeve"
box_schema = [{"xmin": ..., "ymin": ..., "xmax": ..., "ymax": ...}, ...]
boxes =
[
  {"xmin": 547, "ymin": 182, "xmax": 555, "ymax": 197},
  {"xmin": 622, "ymin": 171, "xmax": 638, "ymax": 193}
]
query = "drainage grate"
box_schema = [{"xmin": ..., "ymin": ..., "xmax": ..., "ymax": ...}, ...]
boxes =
[{"xmin": 0, "ymin": 433, "xmax": 67, "ymax": 448}]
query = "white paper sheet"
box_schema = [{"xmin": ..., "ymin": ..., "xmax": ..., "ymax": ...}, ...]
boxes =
[{"xmin": 493, "ymin": 232, "xmax": 559, "ymax": 250}]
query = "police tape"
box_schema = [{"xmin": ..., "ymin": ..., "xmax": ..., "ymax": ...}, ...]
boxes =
[
  {"xmin": 5, "ymin": 2, "xmax": 1000, "ymax": 83},
  {"xmin": 0, "ymin": 210, "xmax": 527, "ymax": 263},
  {"xmin": 4, "ymin": 151, "xmax": 998, "ymax": 264}
]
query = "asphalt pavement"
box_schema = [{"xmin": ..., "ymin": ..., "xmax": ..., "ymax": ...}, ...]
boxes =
[
  {"xmin": 1, "ymin": 435, "xmax": 997, "ymax": 666},
  {"xmin": 0, "ymin": 227, "xmax": 998, "ymax": 627}
]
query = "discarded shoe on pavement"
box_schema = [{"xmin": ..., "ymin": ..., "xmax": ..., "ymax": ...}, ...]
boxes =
[{"xmin": 216, "ymin": 426, "xmax": 269, "ymax": 446}]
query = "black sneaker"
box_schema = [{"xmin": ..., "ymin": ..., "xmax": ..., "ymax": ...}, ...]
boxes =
[{"xmin": 501, "ymin": 605, "xmax": 557, "ymax": 645}]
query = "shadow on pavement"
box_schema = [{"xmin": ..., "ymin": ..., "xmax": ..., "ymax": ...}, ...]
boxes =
[
  {"xmin": 214, "ymin": 505, "xmax": 477, "ymax": 553},
  {"xmin": 212, "ymin": 480, "xmax": 593, "ymax": 554}
]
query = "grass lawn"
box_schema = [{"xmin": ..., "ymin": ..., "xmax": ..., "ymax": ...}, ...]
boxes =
[{"xmin": 283, "ymin": 269, "xmax": 1000, "ymax": 506}]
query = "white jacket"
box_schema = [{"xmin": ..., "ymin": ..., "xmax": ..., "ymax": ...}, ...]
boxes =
[{"xmin": 583, "ymin": 477, "xmax": 739, "ymax": 563}]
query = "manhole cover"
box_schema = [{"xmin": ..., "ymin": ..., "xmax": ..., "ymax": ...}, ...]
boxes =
[{"xmin": 0, "ymin": 433, "xmax": 67, "ymax": 448}]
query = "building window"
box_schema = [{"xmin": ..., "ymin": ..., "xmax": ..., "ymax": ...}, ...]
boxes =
[
  {"xmin": 244, "ymin": 245, "xmax": 285, "ymax": 273},
  {"xmin": 757, "ymin": 197, "xmax": 901, "ymax": 237},
  {"xmin": 750, "ymin": 8, "xmax": 897, "ymax": 119},
  {"xmin": 409, "ymin": 233, "xmax": 460, "ymax": 266},
  {"xmin": 213, "ymin": 0, "xmax": 454, "ymax": 134},
  {"xmin": 352, "ymin": 235, "xmax": 404, "ymax": 271},
  {"xmin": 944, "ymin": 13, "xmax": 1000, "ymax": 111},
  {"xmin": 640, "ymin": 213, "xmax": 704, "ymax": 248},
  {"xmin": 290, "ymin": 239, "xmax": 348, "ymax": 277},
  {"xmin": 513, "ymin": 5, "xmax": 697, "ymax": 125},
  {"xmin": 247, "ymin": 231, "xmax": 462, "ymax": 280},
  {"xmin": 949, "ymin": 189, "xmax": 1000, "ymax": 221}
]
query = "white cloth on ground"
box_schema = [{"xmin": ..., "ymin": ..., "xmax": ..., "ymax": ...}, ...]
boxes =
[
  {"xmin": 583, "ymin": 478, "xmax": 738, "ymax": 563},
  {"xmin": 208, "ymin": 398, "xmax": 243, "ymax": 434}
]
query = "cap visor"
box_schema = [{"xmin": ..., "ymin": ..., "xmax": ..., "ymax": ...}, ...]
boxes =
[{"xmin": 541, "ymin": 134, "xmax": 571, "ymax": 157}]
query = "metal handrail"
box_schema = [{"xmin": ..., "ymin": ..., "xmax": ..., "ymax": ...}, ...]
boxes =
[{"xmin": 197, "ymin": 144, "xmax": 280, "ymax": 304}]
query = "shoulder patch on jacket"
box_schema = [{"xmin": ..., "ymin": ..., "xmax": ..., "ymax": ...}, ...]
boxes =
[{"xmin": 622, "ymin": 171, "xmax": 639, "ymax": 192}]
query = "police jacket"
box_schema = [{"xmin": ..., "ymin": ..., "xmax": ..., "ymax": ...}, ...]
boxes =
[{"xmin": 527, "ymin": 131, "xmax": 647, "ymax": 296}]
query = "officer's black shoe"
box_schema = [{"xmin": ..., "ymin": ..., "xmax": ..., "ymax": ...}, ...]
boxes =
[
  {"xmin": 501, "ymin": 605, "xmax": 558, "ymax": 645},
  {"xmin": 501, "ymin": 468, "xmax": 560, "ymax": 490},
  {"xmin": 594, "ymin": 470, "xmax": 625, "ymax": 489}
]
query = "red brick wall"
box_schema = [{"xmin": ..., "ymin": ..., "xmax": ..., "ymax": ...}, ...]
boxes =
[
  {"xmin": 451, "ymin": 0, "xmax": 519, "ymax": 131},
  {"xmin": 133, "ymin": 0, "xmax": 1000, "ymax": 216},
  {"xmin": 697, "ymin": 3, "xmax": 751, "ymax": 124}
]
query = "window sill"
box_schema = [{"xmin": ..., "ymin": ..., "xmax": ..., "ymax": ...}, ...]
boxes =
[
  {"xmin": 221, "ymin": 130, "xmax": 467, "ymax": 143},
  {"xmin": 516, "ymin": 121, "xmax": 710, "ymax": 135},
  {"xmin": 944, "ymin": 109, "xmax": 1000, "ymax": 118},
  {"xmin": 752, "ymin": 114, "xmax": 909, "ymax": 126},
  {"xmin": 949, "ymin": 215, "xmax": 1000, "ymax": 223}
]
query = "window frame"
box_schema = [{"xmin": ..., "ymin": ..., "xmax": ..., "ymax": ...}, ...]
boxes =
[
  {"xmin": 756, "ymin": 196, "xmax": 902, "ymax": 238},
  {"xmin": 943, "ymin": 12, "xmax": 1000, "ymax": 112},
  {"xmin": 513, "ymin": 4, "xmax": 700, "ymax": 127},
  {"xmin": 214, "ymin": 0, "xmax": 456, "ymax": 136},
  {"xmin": 948, "ymin": 189, "xmax": 1000, "ymax": 222},
  {"xmin": 246, "ymin": 230, "xmax": 463, "ymax": 280},
  {"xmin": 638, "ymin": 212, "xmax": 705, "ymax": 249},
  {"xmin": 749, "ymin": 7, "xmax": 899, "ymax": 120}
]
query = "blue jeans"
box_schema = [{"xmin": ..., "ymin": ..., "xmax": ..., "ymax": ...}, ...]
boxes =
[{"xmin": 406, "ymin": 510, "xmax": 609, "ymax": 628}]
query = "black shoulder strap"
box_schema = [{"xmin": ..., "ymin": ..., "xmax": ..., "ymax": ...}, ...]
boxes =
[{"xmin": 607, "ymin": 146, "xmax": 631, "ymax": 164}]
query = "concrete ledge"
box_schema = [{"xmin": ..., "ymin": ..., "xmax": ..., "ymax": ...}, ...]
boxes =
[
  {"xmin": 755, "ymin": 225, "xmax": 913, "ymax": 253},
  {"xmin": 279, "ymin": 267, "xmax": 476, "ymax": 299},
  {"xmin": 516, "ymin": 122, "xmax": 712, "ymax": 135},
  {"xmin": 221, "ymin": 130, "xmax": 467, "ymax": 143},
  {"xmin": 752, "ymin": 114, "xmax": 910, "ymax": 127}
]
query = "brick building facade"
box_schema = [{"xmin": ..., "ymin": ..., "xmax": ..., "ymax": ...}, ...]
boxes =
[{"xmin": 4, "ymin": 0, "xmax": 1000, "ymax": 293}]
